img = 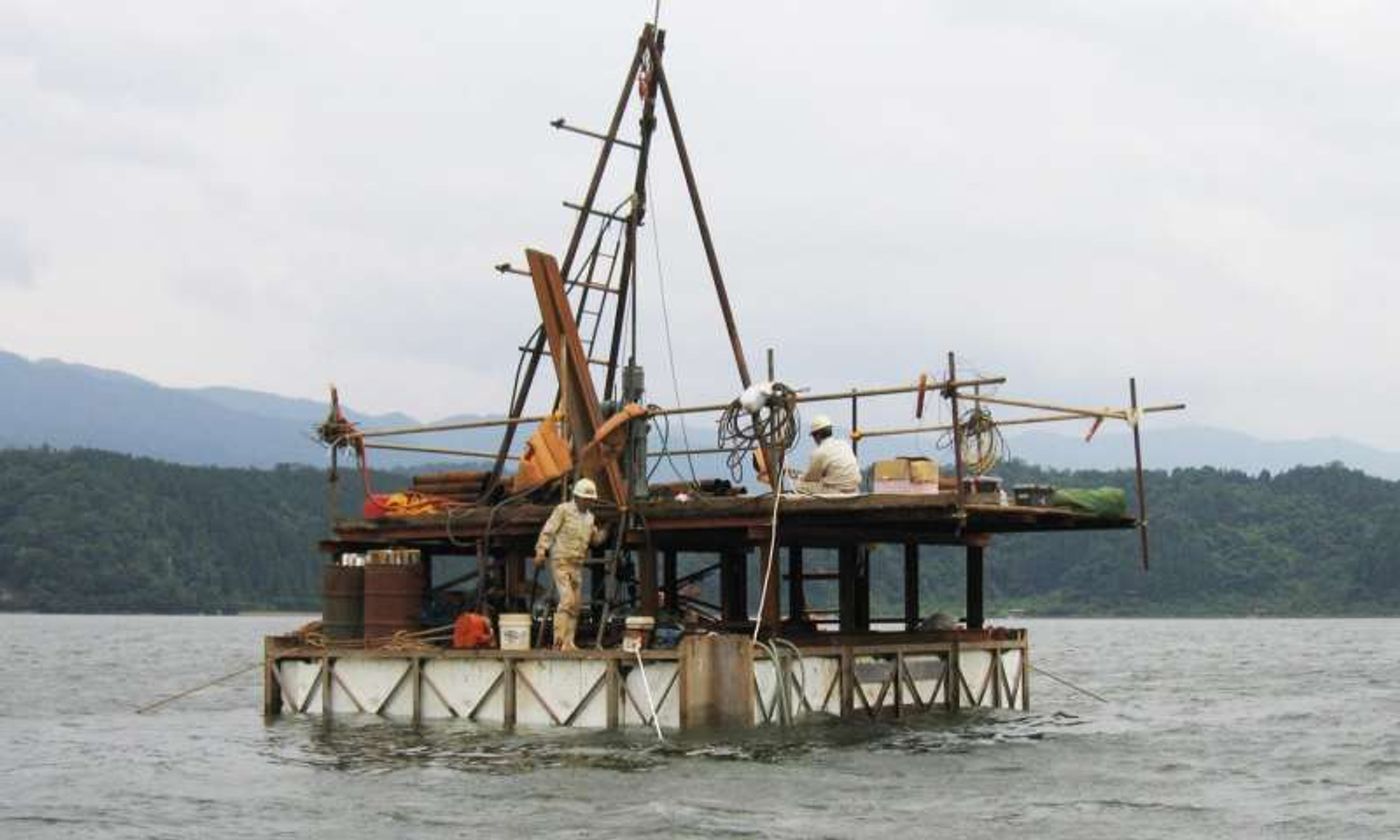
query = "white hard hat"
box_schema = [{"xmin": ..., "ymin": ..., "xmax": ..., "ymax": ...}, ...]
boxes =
[
  {"xmin": 573, "ymin": 477, "xmax": 599, "ymax": 499},
  {"xmin": 810, "ymin": 415, "xmax": 833, "ymax": 434}
]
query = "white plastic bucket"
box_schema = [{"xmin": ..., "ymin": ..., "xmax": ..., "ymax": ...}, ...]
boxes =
[
  {"xmin": 622, "ymin": 615, "xmax": 655, "ymax": 652},
  {"xmin": 499, "ymin": 613, "xmax": 533, "ymax": 651}
]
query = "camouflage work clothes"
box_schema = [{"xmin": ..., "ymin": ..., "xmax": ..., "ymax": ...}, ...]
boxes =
[{"xmin": 535, "ymin": 500, "xmax": 606, "ymax": 650}]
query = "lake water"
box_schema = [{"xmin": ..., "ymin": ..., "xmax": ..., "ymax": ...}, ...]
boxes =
[{"xmin": 1, "ymin": 615, "xmax": 1396, "ymax": 838}]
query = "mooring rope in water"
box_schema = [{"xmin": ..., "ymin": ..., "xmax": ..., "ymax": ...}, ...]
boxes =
[
  {"xmin": 134, "ymin": 661, "xmax": 262, "ymax": 715},
  {"xmin": 1031, "ymin": 663, "xmax": 1109, "ymax": 704},
  {"xmin": 633, "ymin": 647, "xmax": 665, "ymax": 743}
]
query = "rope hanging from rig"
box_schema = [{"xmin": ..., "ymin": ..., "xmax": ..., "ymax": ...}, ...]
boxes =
[{"xmin": 717, "ymin": 381, "xmax": 800, "ymax": 482}]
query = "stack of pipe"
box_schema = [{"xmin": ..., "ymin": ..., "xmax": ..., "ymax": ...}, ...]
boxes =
[{"xmin": 410, "ymin": 470, "xmax": 489, "ymax": 504}]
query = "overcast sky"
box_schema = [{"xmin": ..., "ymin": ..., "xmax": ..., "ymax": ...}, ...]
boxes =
[{"xmin": 3, "ymin": 2, "xmax": 1398, "ymax": 449}]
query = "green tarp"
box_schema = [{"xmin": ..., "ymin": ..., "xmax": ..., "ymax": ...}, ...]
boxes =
[{"xmin": 1051, "ymin": 487, "xmax": 1128, "ymax": 517}]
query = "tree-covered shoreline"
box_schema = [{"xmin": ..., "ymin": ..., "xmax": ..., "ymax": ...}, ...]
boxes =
[
  {"xmin": 1, "ymin": 448, "xmax": 1396, "ymax": 616},
  {"xmin": 0, "ymin": 448, "xmax": 406, "ymax": 613}
]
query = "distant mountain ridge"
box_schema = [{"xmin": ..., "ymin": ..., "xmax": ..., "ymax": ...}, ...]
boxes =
[
  {"xmin": 0, "ymin": 349, "xmax": 456, "ymax": 468},
  {"xmin": 191, "ymin": 386, "xmax": 416, "ymax": 428},
  {"xmin": 4, "ymin": 348, "xmax": 1400, "ymax": 478},
  {"xmin": 1004, "ymin": 426, "xmax": 1400, "ymax": 481}
]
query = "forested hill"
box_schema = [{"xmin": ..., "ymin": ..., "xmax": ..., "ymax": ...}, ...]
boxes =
[
  {"xmin": 929, "ymin": 461, "xmax": 1400, "ymax": 616},
  {"xmin": 0, "ymin": 448, "xmax": 1397, "ymax": 615},
  {"xmin": 0, "ymin": 448, "xmax": 407, "ymax": 612}
]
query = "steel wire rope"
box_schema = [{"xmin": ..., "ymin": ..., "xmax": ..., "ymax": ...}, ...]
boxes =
[
  {"xmin": 645, "ymin": 171, "xmax": 701, "ymax": 486},
  {"xmin": 643, "ymin": 404, "xmax": 718, "ymax": 494},
  {"xmin": 1031, "ymin": 663, "xmax": 1109, "ymax": 704},
  {"xmin": 645, "ymin": 404, "xmax": 682, "ymax": 483},
  {"xmin": 134, "ymin": 661, "xmax": 262, "ymax": 715}
]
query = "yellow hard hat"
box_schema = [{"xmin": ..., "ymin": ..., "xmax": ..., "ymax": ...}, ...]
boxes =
[
  {"xmin": 810, "ymin": 415, "xmax": 833, "ymax": 434},
  {"xmin": 573, "ymin": 478, "xmax": 599, "ymax": 499}
]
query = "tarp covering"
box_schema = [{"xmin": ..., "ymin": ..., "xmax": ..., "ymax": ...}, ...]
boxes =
[{"xmin": 1051, "ymin": 487, "xmax": 1128, "ymax": 517}]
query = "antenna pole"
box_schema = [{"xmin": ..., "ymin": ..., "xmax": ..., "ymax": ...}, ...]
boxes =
[{"xmin": 1130, "ymin": 377, "xmax": 1150, "ymax": 571}]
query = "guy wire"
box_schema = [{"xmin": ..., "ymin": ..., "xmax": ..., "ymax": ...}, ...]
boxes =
[{"xmin": 647, "ymin": 170, "xmax": 700, "ymax": 486}]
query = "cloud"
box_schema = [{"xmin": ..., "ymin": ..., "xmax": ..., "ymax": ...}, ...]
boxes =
[
  {"xmin": 0, "ymin": 222, "xmax": 35, "ymax": 287},
  {"xmin": 0, "ymin": 1, "xmax": 1398, "ymax": 449}
]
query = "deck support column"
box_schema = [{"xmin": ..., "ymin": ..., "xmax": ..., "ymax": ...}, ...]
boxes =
[
  {"xmin": 474, "ymin": 540, "xmax": 488, "ymax": 611},
  {"xmin": 720, "ymin": 549, "xmax": 748, "ymax": 624},
  {"xmin": 606, "ymin": 659, "xmax": 621, "ymax": 729},
  {"xmin": 411, "ymin": 657, "xmax": 422, "ymax": 727},
  {"xmin": 903, "ymin": 541, "xmax": 920, "ymax": 630},
  {"xmin": 588, "ymin": 548, "xmax": 606, "ymax": 628},
  {"xmin": 758, "ymin": 532, "xmax": 781, "ymax": 633},
  {"xmin": 504, "ymin": 549, "xmax": 527, "ymax": 610},
  {"xmin": 787, "ymin": 545, "xmax": 806, "ymax": 625},
  {"xmin": 947, "ymin": 644, "xmax": 962, "ymax": 712},
  {"xmin": 1021, "ymin": 637, "xmax": 1031, "ymax": 711},
  {"xmin": 503, "ymin": 658, "xmax": 517, "ymax": 729},
  {"xmin": 840, "ymin": 544, "xmax": 870, "ymax": 632},
  {"xmin": 663, "ymin": 549, "xmax": 678, "ymax": 614},
  {"xmin": 965, "ymin": 543, "xmax": 985, "ymax": 630},
  {"xmin": 263, "ymin": 638, "xmax": 282, "ymax": 716},
  {"xmin": 638, "ymin": 545, "xmax": 658, "ymax": 617},
  {"xmin": 839, "ymin": 647, "xmax": 854, "ymax": 718},
  {"xmin": 838, "ymin": 543, "xmax": 857, "ymax": 633},
  {"xmin": 855, "ymin": 545, "xmax": 870, "ymax": 631}
]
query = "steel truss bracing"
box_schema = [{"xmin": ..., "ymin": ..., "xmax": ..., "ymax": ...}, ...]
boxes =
[{"xmin": 264, "ymin": 634, "xmax": 1028, "ymax": 728}]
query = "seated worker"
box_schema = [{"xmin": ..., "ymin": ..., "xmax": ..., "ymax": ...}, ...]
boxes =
[
  {"xmin": 533, "ymin": 477, "xmax": 609, "ymax": 651},
  {"xmin": 793, "ymin": 414, "xmax": 861, "ymax": 495}
]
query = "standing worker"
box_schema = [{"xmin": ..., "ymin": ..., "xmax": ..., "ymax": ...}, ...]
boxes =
[
  {"xmin": 534, "ymin": 478, "xmax": 609, "ymax": 651},
  {"xmin": 793, "ymin": 415, "xmax": 861, "ymax": 495}
]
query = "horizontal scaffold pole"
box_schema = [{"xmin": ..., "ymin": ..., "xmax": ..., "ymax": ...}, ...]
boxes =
[
  {"xmin": 855, "ymin": 403, "xmax": 1186, "ymax": 440},
  {"xmin": 365, "ymin": 442, "xmax": 521, "ymax": 461},
  {"xmin": 355, "ymin": 414, "xmax": 550, "ymax": 440},
  {"xmin": 646, "ymin": 446, "xmax": 751, "ymax": 459},
  {"xmin": 967, "ymin": 394, "xmax": 1187, "ymax": 422},
  {"xmin": 647, "ymin": 375, "xmax": 1007, "ymax": 418}
]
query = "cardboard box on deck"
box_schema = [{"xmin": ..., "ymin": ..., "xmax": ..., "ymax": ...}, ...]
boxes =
[{"xmin": 872, "ymin": 456, "xmax": 941, "ymax": 494}]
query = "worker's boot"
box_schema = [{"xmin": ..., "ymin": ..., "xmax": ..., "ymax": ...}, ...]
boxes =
[{"xmin": 554, "ymin": 612, "xmax": 577, "ymax": 651}]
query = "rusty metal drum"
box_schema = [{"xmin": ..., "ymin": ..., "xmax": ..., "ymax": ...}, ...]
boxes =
[
  {"xmin": 322, "ymin": 563, "xmax": 365, "ymax": 640},
  {"xmin": 363, "ymin": 560, "xmax": 425, "ymax": 641}
]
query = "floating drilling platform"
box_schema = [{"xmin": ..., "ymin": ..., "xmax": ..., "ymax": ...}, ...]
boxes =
[{"xmin": 262, "ymin": 23, "xmax": 1183, "ymax": 731}]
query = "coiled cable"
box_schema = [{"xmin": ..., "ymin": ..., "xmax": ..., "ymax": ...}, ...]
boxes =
[{"xmin": 716, "ymin": 382, "xmax": 800, "ymax": 482}]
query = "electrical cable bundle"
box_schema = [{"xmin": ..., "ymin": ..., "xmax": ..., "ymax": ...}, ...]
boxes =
[
  {"xmin": 716, "ymin": 381, "xmax": 800, "ymax": 482},
  {"xmin": 938, "ymin": 406, "xmax": 1007, "ymax": 475}
]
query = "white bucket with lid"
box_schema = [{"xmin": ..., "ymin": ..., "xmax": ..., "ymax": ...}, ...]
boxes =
[
  {"xmin": 499, "ymin": 613, "xmax": 533, "ymax": 651},
  {"xmin": 622, "ymin": 615, "xmax": 655, "ymax": 653}
]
